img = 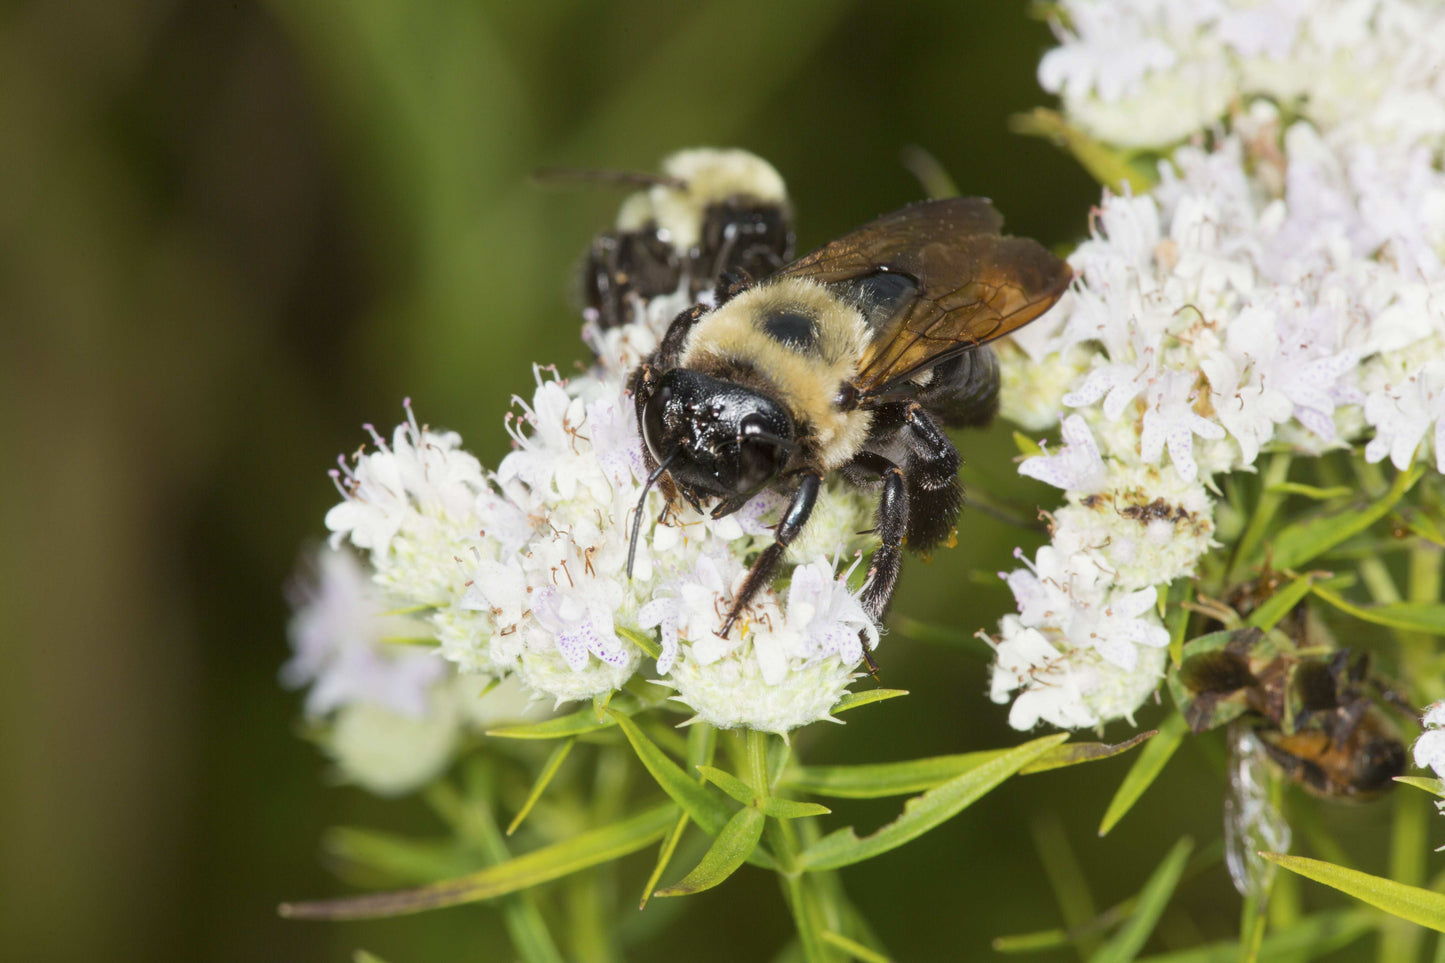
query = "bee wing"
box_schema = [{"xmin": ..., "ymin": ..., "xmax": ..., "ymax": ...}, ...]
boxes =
[
  {"xmin": 1223, "ymin": 724, "xmax": 1290, "ymax": 899},
  {"xmin": 774, "ymin": 197, "xmax": 1072, "ymax": 398}
]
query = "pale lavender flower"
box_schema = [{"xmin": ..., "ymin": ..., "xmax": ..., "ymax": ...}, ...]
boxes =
[
  {"xmin": 283, "ymin": 545, "xmax": 446, "ymax": 718},
  {"xmin": 1020, "ymin": 415, "xmax": 1107, "ymax": 493}
]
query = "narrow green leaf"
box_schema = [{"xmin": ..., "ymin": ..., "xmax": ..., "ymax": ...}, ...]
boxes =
[
  {"xmin": 786, "ymin": 749, "xmax": 1007, "ymax": 799},
  {"xmin": 379, "ymin": 603, "xmax": 437, "ymax": 617},
  {"xmin": 322, "ymin": 827, "xmax": 477, "ymax": 884},
  {"xmin": 831, "ymin": 687, "xmax": 910, "ymax": 714},
  {"xmin": 1311, "ymin": 585, "xmax": 1445, "ymax": 635},
  {"xmin": 997, "ymin": 841, "xmax": 1226, "ymax": 957},
  {"xmin": 1020, "ymin": 730, "xmax": 1155, "ymax": 775},
  {"xmin": 1270, "ymin": 464, "xmax": 1423, "ymax": 570},
  {"xmin": 694, "ymin": 763, "xmax": 828, "ymax": 817},
  {"xmin": 460, "ymin": 767, "xmax": 566, "ymax": 963},
  {"xmin": 279, "ymin": 803, "xmax": 676, "ymax": 920},
  {"xmin": 1398, "ymin": 510, "xmax": 1445, "ymax": 548},
  {"xmin": 993, "ymin": 928, "xmax": 1071, "ymax": 953},
  {"xmin": 354, "ymin": 951, "xmax": 391, "ymax": 963},
  {"xmin": 617, "ymin": 624, "xmax": 662, "ymax": 659},
  {"xmin": 697, "ymin": 765, "xmax": 756, "ymax": 806},
  {"xmin": 800, "ymin": 734, "xmax": 1066, "ymax": 871},
  {"xmin": 1009, "ymin": 107, "xmax": 1159, "ymax": 193},
  {"xmin": 1263, "ymin": 482, "xmax": 1353, "ymax": 500},
  {"xmin": 1263, "ymin": 852, "xmax": 1445, "ymax": 932},
  {"xmin": 820, "ymin": 929, "xmax": 893, "ymax": 963},
  {"xmin": 1014, "ymin": 430, "xmax": 1046, "ymax": 458},
  {"xmin": 1166, "ymin": 581, "xmax": 1191, "ymax": 667},
  {"xmin": 1245, "ymin": 575, "xmax": 1315, "ymax": 631},
  {"xmin": 1228, "ymin": 453, "xmax": 1293, "ymax": 583},
  {"xmin": 507, "ymin": 738, "xmax": 574, "ymax": 836},
  {"xmin": 488, "ymin": 705, "xmax": 618, "ymax": 740},
  {"xmin": 1237, "ymin": 867, "xmax": 1274, "ymax": 963},
  {"xmin": 760, "ymin": 798, "xmax": 831, "ymax": 819},
  {"xmin": 1088, "ymin": 837, "xmax": 1193, "ymax": 963},
  {"xmin": 655, "ymin": 807, "xmax": 765, "ymax": 897},
  {"xmin": 1396, "ymin": 776, "xmax": 1445, "ymax": 799},
  {"xmin": 1130, "ymin": 908, "xmax": 1374, "ymax": 962},
  {"xmin": 1098, "ymin": 712, "xmax": 1187, "ymax": 836},
  {"xmin": 899, "ymin": 143, "xmax": 960, "ymax": 199},
  {"xmin": 639, "ymin": 811, "xmax": 689, "ymax": 910},
  {"xmin": 607, "ymin": 709, "xmax": 735, "ymax": 835},
  {"xmin": 378, "ymin": 635, "xmax": 444, "ymax": 647},
  {"xmin": 1032, "ymin": 810, "xmax": 1100, "ymax": 958}
]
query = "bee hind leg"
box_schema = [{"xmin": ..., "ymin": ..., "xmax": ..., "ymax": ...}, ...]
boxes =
[
  {"xmin": 864, "ymin": 402, "xmax": 961, "ymax": 550},
  {"xmin": 850, "ymin": 452, "xmax": 909, "ymax": 632}
]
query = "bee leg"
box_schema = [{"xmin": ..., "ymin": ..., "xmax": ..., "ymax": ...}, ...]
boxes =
[
  {"xmin": 1328, "ymin": 698, "xmax": 1369, "ymax": 746},
  {"xmin": 898, "ymin": 403, "xmax": 963, "ymax": 550},
  {"xmin": 655, "ymin": 302, "xmax": 710, "ymax": 367},
  {"xmin": 849, "ymin": 452, "xmax": 909, "ymax": 626},
  {"xmin": 712, "ymin": 268, "xmax": 753, "ymax": 307},
  {"xmin": 719, "ymin": 471, "xmax": 822, "ymax": 637},
  {"xmin": 865, "ymin": 402, "xmax": 961, "ymax": 550}
]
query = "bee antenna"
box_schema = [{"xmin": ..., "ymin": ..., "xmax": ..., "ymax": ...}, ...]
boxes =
[
  {"xmin": 627, "ymin": 451, "xmax": 679, "ymax": 580},
  {"xmin": 530, "ymin": 167, "xmax": 688, "ymax": 192},
  {"xmin": 747, "ymin": 430, "xmax": 795, "ymax": 454}
]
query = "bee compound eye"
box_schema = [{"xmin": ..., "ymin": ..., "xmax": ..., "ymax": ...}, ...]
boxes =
[
  {"xmin": 734, "ymin": 414, "xmax": 783, "ymax": 494},
  {"xmin": 641, "ymin": 387, "xmax": 672, "ymax": 464}
]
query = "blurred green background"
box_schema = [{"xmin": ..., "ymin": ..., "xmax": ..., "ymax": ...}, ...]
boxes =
[{"xmin": 1, "ymin": 1, "xmax": 1412, "ymax": 961}]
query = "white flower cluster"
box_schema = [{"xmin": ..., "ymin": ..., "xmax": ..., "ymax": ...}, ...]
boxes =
[
  {"xmin": 1040, "ymin": 0, "xmax": 1445, "ymax": 150},
  {"xmin": 1415, "ymin": 702, "xmax": 1445, "ymax": 781},
  {"xmin": 283, "ymin": 545, "xmax": 545, "ymax": 795},
  {"xmin": 307, "ymin": 154, "xmax": 881, "ymax": 734},
  {"xmin": 1415, "ymin": 702, "xmax": 1445, "ymax": 844},
  {"xmin": 990, "ymin": 0, "xmax": 1445, "ymax": 730}
]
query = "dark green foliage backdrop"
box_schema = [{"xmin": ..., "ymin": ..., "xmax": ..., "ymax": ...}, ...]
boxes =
[{"xmin": 0, "ymin": 2, "xmax": 1401, "ymax": 960}]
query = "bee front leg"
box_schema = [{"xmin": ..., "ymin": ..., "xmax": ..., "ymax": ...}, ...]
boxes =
[
  {"xmin": 719, "ymin": 472, "xmax": 821, "ymax": 638},
  {"xmin": 655, "ymin": 303, "xmax": 709, "ymax": 367}
]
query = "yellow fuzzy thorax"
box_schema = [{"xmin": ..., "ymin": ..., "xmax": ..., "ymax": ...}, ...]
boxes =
[
  {"xmin": 616, "ymin": 148, "xmax": 788, "ymax": 251},
  {"xmin": 678, "ymin": 277, "xmax": 874, "ymax": 470}
]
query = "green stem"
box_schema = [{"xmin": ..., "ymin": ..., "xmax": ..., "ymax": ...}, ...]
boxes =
[
  {"xmin": 747, "ymin": 729, "xmax": 772, "ymax": 797},
  {"xmin": 1359, "ymin": 555, "xmax": 1403, "ymax": 605},
  {"xmin": 457, "ymin": 765, "xmax": 566, "ymax": 963},
  {"xmin": 1405, "ymin": 541, "xmax": 1445, "ymax": 703},
  {"xmin": 1381, "ymin": 787, "xmax": 1429, "ymax": 963},
  {"xmin": 1229, "ymin": 453, "xmax": 1292, "ymax": 583},
  {"xmin": 771, "ymin": 817, "xmax": 834, "ymax": 963},
  {"xmin": 758, "ymin": 731, "xmax": 840, "ymax": 963}
]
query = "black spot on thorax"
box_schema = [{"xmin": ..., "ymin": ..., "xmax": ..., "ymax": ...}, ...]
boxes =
[{"xmin": 760, "ymin": 309, "xmax": 817, "ymax": 352}]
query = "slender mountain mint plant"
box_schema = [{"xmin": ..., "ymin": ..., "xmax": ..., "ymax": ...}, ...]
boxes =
[{"xmin": 280, "ymin": 2, "xmax": 1445, "ymax": 958}]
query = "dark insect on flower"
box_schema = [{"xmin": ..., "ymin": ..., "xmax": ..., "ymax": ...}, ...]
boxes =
[
  {"xmin": 625, "ymin": 196, "xmax": 1073, "ymax": 672},
  {"xmin": 1176, "ymin": 627, "xmax": 1408, "ymax": 799},
  {"xmin": 1171, "ymin": 587, "xmax": 1408, "ymax": 896},
  {"xmin": 1172, "ymin": 599, "xmax": 1407, "ymax": 801},
  {"xmin": 556, "ymin": 150, "xmax": 796, "ymax": 332}
]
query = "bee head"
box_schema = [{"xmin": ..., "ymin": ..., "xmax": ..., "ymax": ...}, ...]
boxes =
[{"xmin": 641, "ymin": 368, "xmax": 794, "ymax": 500}]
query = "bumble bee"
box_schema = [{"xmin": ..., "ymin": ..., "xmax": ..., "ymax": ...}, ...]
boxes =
[
  {"xmin": 1173, "ymin": 620, "xmax": 1407, "ymax": 896},
  {"xmin": 1174, "ymin": 626, "xmax": 1407, "ymax": 799},
  {"xmin": 577, "ymin": 149, "xmax": 795, "ymax": 331},
  {"xmin": 625, "ymin": 196, "xmax": 1072, "ymax": 667}
]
